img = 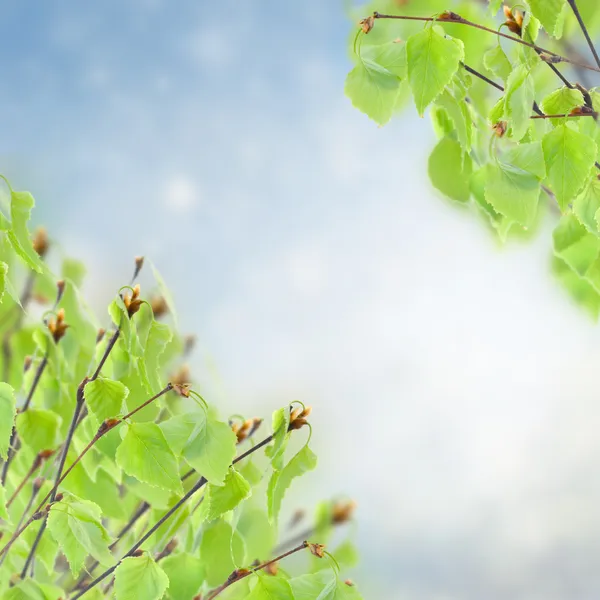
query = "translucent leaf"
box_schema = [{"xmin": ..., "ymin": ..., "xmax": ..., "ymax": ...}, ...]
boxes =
[
  {"xmin": 21, "ymin": 520, "xmax": 59, "ymax": 575},
  {"xmin": 291, "ymin": 572, "xmax": 363, "ymax": 600},
  {"xmin": 47, "ymin": 492, "xmax": 113, "ymax": 576},
  {"xmin": 166, "ymin": 410, "xmax": 236, "ymax": 485},
  {"xmin": 204, "ymin": 467, "xmax": 251, "ymax": 521},
  {"xmin": 160, "ymin": 553, "xmax": 205, "ymax": 600},
  {"xmin": 541, "ymin": 87, "xmax": 584, "ymax": 121},
  {"xmin": 1, "ymin": 580, "xmax": 63, "ymax": 600},
  {"xmin": 344, "ymin": 52, "xmax": 404, "ymax": 125},
  {"xmin": 0, "ymin": 262, "xmax": 7, "ymax": 305},
  {"xmin": 434, "ymin": 90, "xmax": 471, "ymax": 152},
  {"xmin": 406, "ymin": 27, "xmax": 463, "ymax": 116},
  {"xmin": 574, "ymin": 177, "xmax": 600, "ymax": 233},
  {"xmin": 246, "ymin": 573, "xmax": 294, "ymax": 600},
  {"xmin": 114, "ymin": 553, "xmax": 169, "ymax": 600},
  {"xmin": 62, "ymin": 258, "xmax": 86, "ymax": 287},
  {"xmin": 268, "ymin": 406, "xmax": 290, "ymax": 471},
  {"xmin": 542, "ymin": 124, "xmax": 597, "ymax": 211},
  {"xmin": 428, "ymin": 137, "xmax": 472, "ymax": 202},
  {"xmin": 149, "ymin": 259, "xmax": 178, "ymax": 327},
  {"xmin": 16, "ymin": 409, "xmax": 60, "ymax": 454},
  {"xmin": 267, "ymin": 445, "xmax": 317, "ymax": 524},
  {"xmin": 553, "ymin": 215, "xmax": 600, "ymax": 278},
  {"xmin": 528, "ymin": 0, "xmax": 566, "ymax": 36},
  {"xmin": 137, "ymin": 320, "xmax": 172, "ymax": 395},
  {"xmin": 116, "ymin": 422, "xmax": 183, "ymax": 494},
  {"xmin": 6, "ymin": 190, "xmax": 44, "ymax": 273},
  {"xmin": 504, "ymin": 65, "xmax": 535, "ymax": 141},
  {"xmin": 553, "ymin": 256, "xmax": 600, "ymax": 318},
  {"xmin": 483, "ymin": 45, "xmax": 512, "ymax": 81},
  {"xmin": 84, "ymin": 377, "xmax": 129, "ymax": 425},
  {"xmin": 0, "ymin": 485, "xmax": 8, "ymax": 521},
  {"xmin": 0, "ymin": 382, "xmax": 16, "ymax": 459},
  {"xmin": 484, "ymin": 143, "xmax": 544, "ymax": 227},
  {"xmin": 199, "ymin": 520, "xmax": 246, "ymax": 586},
  {"xmin": 237, "ymin": 508, "xmax": 275, "ymax": 561}
]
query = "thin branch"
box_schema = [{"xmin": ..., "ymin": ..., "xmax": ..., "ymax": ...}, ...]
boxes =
[
  {"xmin": 71, "ymin": 434, "xmax": 275, "ymax": 600},
  {"xmin": 530, "ymin": 112, "xmax": 597, "ymax": 119},
  {"xmin": 567, "ymin": 0, "xmax": 600, "ymax": 70},
  {"xmin": 372, "ymin": 11, "xmax": 600, "ymax": 73},
  {"xmin": 206, "ymin": 542, "xmax": 309, "ymax": 600},
  {"xmin": 91, "ymin": 329, "xmax": 120, "ymax": 381}
]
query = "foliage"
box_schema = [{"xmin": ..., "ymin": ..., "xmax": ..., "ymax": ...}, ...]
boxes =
[
  {"xmin": 0, "ymin": 177, "xmax": 361, "ymax": 599},
  {"xmin": 345, "ymin": 0, "xmax": 600, "ymax": 316}
]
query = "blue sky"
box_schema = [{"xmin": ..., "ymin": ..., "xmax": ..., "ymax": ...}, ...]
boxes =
[{"xmin": 3, "ymin": 1, "xmax": 600, "ymax": 598}]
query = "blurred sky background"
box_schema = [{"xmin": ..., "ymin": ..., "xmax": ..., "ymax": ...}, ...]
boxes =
[{"xmin": 3, "ymin": 1, "xmax": 600, "ymax": 598}]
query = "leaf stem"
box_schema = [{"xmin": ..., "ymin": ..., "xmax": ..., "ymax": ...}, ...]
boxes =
[
  {"xmin": 206, "ymin": 541, "xmax": 310, "ymax": 600},
  {"xmin": 371, "ymin": 11, "xmax": 600, "ymax": 73},
  {"xmin": 567, "ymin": 0, "xmax": 600, "ymax": 70},
  {"xmin": 91, "ymin": 328, "xmax": 120, "ymax": 381}
]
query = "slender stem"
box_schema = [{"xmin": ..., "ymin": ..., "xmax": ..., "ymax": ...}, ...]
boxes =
[
  {"xmin": 567, "ymin": 0, "xmax": 600, "ymax": 70},
  {"xmin": 6, "ymin": 453, "xmax": 43, "ymax": 508},
  {"xmin": 91, "ymin": 329, "xmax": 120, "ymax": 381},
  {"xmin": 72, "ymin": 434, "xmax": 275, "ymax": 600},
  {"xmin": 372, "ymin": 11, "xmax": 600, "ymax": 73},
  {"xmin": 206, "ymin": 542, "xmax": 309, "ymax": 600},
  {"xmin": 1, "ymin": 355, "xmax": 49, "ymax": 486},
  {"xmin": 530, "ymin": 112, "xmax": 596, "ymax": 119}
]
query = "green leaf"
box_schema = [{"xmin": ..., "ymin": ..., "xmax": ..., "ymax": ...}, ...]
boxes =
[
  {"xmin": 199, "ymin": 520, "xmax": 246, "ymax": 587},
  {"xmin": 1, "ymin": 580, "xmax": 63, "ymax": 600},
  {"xmin": 246, "ymin": 573, "xmax": 294, "ymax": 600},
  {"xmin": 434, "ymin": 90, "xmax": 472, "ymax": 153},
  {"xmin": 204, "ymin": 467, "xmax": 251, "ymax": 521},
  {"xmin": 169, "ymin": 410, "xmax": 236, "ymax": 485},
  {"xmin": 137, "ymin": 320, "xmax": 172, "ymax": 395},
  {"xmin": 114, "ymin": 553, "xmax": 170, "ymax": 600},
  {"xmin": 160, "ymin": 553, "xmax": 204, "ymax": 600},
  {"xmin": 574, "ymin": 177, "xmax": 600, "ymax": 233},
  {"xmin": 483, "ymin": 45, "xmax": 512, "ymax": 81},
  {"xmin": 528, "ymin": 0, "xmax": 566, "ymax": 36},
  {"xmin": 428, "ymin": 137, "xmax": 472, "ymax": 202},
  {"xmin": 0, "ymin": 484, "xmax": 8, "ymax": 521},
  {"xmin": 149, "ymin": 260, "xmax": 178, "ymax": 327},
  {"xmin": 504, "ymin": 64, "xmax": 535, "ymax": 141},
  {"xmin": 0, "ymin": 383, "xmax": 16, "ymax": 459},
  {"xmin": 406, "ymin": 27, "xmax": 463, "ymax": 116},
  {"xmin": 553, "ymin": 215, "xmax": 600, "ymax": 277},
  {"xmin": 541, "ymin": 87, "xmax": 584, "ymax": 120},
  {"xmin": 16, "ymin": 409, "xmax": 60, "ymax": 454},
  {"xmin": 267, "ymin": 445, "xmax": 317, "ymax": 524},
  {"xmin": 484, "ymin": 142, "xmax": 545, "ymax": 227},
  {"xmin": 344, "ymin": 45, "xmax": 405, "ymax": 125},
  {"xmin": 84, "ymin": 377, "xmax": 129, "ymax": 425},
  {"xmin": 268, "ymin": 406, "xmax": 290, "ymax": 471},
  {"xmin": 553, "ymin": 255, "xmax": 600, "ymax": 318},
  {"xmin": 291, "ymin": 572, "xmax": 363, "ymax": 600},
  {"xmin": 116, "ymin": 422, "xmax": 183, "ymax": 494},
  {"xmin": 47, "ymin": 492, "xmax": 113, "ymax": 576},
  {"xmin": 237, "ymin": 508, "xmax": 275, "ymax": 561},
  {"xmin": 0, "ymin": 262, "xmax": 7, "ymax": 305},
  {"xmin": 543, "ymin": 124, "xmax": 597, "ymax": 211},
  {"xmin": 6, "ymin": 190, "xmax": 44, "ymax": 273}
]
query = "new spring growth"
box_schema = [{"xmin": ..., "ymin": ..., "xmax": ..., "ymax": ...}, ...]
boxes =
[
  {"xmin": 231, "ymin": 417, "xmax": 263, "ymax": 443},
  {"xmin": 96, "ymin": 328, "xmax": 106, "ymax": 344},
  {"xmin": 170, "ymin": 365, "xmax": 190, "ymax": 387},
  {"xmin": 150, "ymin": 296, "xmax": 168, "ymax": 318},
  {"xmin": 47, "ymin": 308, "xmax": 68, "ymax": 343},
  {"xmin": 289, "ymin": 405, "xmax": 312, "ymax": 431},
  {"xmin": 359, "ymin": 14, "xmax": 374, "ymax": 34},
  {"xmin": 307, "ymin": 542, "xmax": 326, "ymax": 558},
  {"xmin": 331, "ymin": 499, "xmax": 357, "ymax": 524},
  {"xmin": 23, "ymin": 356, "xmax": 32, "ymax": 372},
  {"xmin": 503, "ymin": 5, "xmax": 523, "ymax": 36},
  {"xmin": 32, "ymin": 227, "xmax": 49, "ymax": 257},
  {"xmin": 122, "ymin": 284, "xmax": 144, "ymax": 318},
  {"xmin": 492, "ymin": 121, "xmax": 507, "ymax": 137}
]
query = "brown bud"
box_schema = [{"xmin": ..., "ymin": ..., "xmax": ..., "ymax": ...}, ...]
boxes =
[
  {"xmin": 226, "ymin": 568, "xmax": 250, "ymax": 583},
  {"xmin": 332, "ymin": 500, "xmax": 357, "ymax": 524},
  {"xmin": 38, "ymin": 449, "xmax": 55, "ymax": 461},
  {"xmin": 97, "ymin": 418, "xmax": 120, "ymax": 436},
  {"xmin": 307, "ymin": 542, "xmax": 326, "ymax": 558},
  {"xmin": 23, "ymin": 356, "xmax": 33, "ymax": 372},
  {"xmin": 164, "ymin": 538, "xmax": 178, "ymax": 554},
  {"xmin": 539, "ymin": 52, "xmax": 562, "ymax": 64},
  {"xmin": 344, "ymin": 580, "xmax": 355, "ymax": 587},
  {"xmin": 123, "ymin": 284, "xmax": 144, "ymax": 318},
  {"xmin": 299, "ymin": 406, "xmax": 312, "ymax": 419},
  {"xmin": 246, "ymin": 417, "xmax": 263, "ymax": 439},
  {"xmin": 264, "ymin": 561, "xmax": 279, "ymax": 576},
  {"xmin": 96, "ymin": 328, "xmax": 106, "ymax": 344},
  {"xmin": 492, "ymin": 121, "xmax": 507, "ymax": 138},
  {"xmin": 172, "ymin": 382, "xmax": 191, "ymax": 398},
  {"xmin": 170, "ymin": 364, "xmax": 191, "ymax": 386},
  {"xmin": 55, "ymin": 492, "xmax": 64, "ymax": 502},
  {"xmin": 359, "ymin": 15, "xmax": 374, "ymax": 34},
  {"xmin": 131, "ymin": 548, "xmax": 144, "ymax": 557},
  {"xmin": 290, "ymin": 406, "xmax": 302, "ymax": 423},
  {"xmin": 289, "ymin": 417, "xmax": 308, "ymax": 431},
  {"xmin": 55, "ymin": 280, "xmax": 66, "ymax": 305},
  {"xmin": 150, "ymin": 296, "xmax": 168, "ymax": 318},
  {"xmin": 133, "ymin": 256, "xmax": 145, "ymax": 279},
  {"xmin": 47, "ymin": 308, "xmax": 69, "ymax": 343},
  {"xmin": 438, "ymin": 11, "xmax": 462, "ymax": 22},
  {"xmin": 289, "ymin": 508, "xmax": 306, "ymax": 528},
  {"xmin": 33, "ymin": 477, "xmax": 45, "ymax": 491},
  {"xmin": 33, "ymin": 294, "xmax": 49, "ymax": 304},
  {"xmin": 32, "ymin": 227, "xmax": 49, "ymax": 257},
  {"xmin": 183, "ymin": 335, "xmax": 196, "ymax": 356},
  {"xmin": 32, "ymin": 511, "xmax": 44, "ymax": 520},
  {"xmin": 503, "ymin": 5, "xmax": 512, "ymax": 19}
]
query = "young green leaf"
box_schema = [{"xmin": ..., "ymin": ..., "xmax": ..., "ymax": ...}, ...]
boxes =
[
  {"xmin": 237, "ymin": 508, "xmax": 275, "ymax": 561},
  {"xmin": 114, "ymin": 553, "xmax": 170, "ymax": 600},
  {"xmin": 47, "ymin": 492, "xmax": 113, "ymax": 576},
  {"xmin": 543, "ymin": 125, "xmax": 598, "ymax": 211},
  {"xmin": 528, "ymin": 0, "xmax": 566, "ymax": 37},
  {"xmin": 160, "ymin": 553, "xmax": 205, "ymax": 600},
  {"xmin": 483, "ymin": 45, "xmax": 512, "ymax": 81},
  {"xmin": 428, "ymin": 137, "xmax": 472, "ymax": 202},
  {"xmin": 199, "ymin": 520, "xmax": 246, "ymax": 587},
  {"xmin": 1, "ymin": 579, "xmax": 63, "ymax": 600},
  {"xmin": 406, "ymin": 27, "xmax": 463, "ymax": 116},
  {"xmin": 541, "ymin": 87, "xmax": 584, "ymax": 119},
  {"xmin": 116, "ymin": 422, "xmax": 183, "ymax": 494},
  {"xmin": 16, "ymin": 409, "xmax": 60, "ymax": 454},
  {"xmin": 504, "ymin": 64, "xmax": 535, "ymax": 141},
  {"xmin": 6, "ymin": 190, "xmax": 45, "ymax": 273},
  {"xmin": 246, "ymin": 573, "xmax": 295, "ymax": 600},
  {"xmin": 553, "ymin": 215, "xmax": 600, "ymax": 279},
  {"xmin": 0, "ymin": 382, "xmax": 16, "ymax": 459},
  {"xmin": 84, "ymin": 377, "xmax": 129, "ymax": 425},
  {"xmin": 137, "ymin": 320, "xmax": 172, "ymax": 395},
  {"xmin": 574, "ymin": 177, "xmax": 600, "ymax": 233},
  {"xmin": 204, "ymin": 467, "xmax": 252, "ymax": 522},
  {"xmin": 0, "ymin": 485, "xmax": 8, "ymax": 521},
  {"xmin": 267, "ymin": 445, "xmax": 317, "ymax": 524},
  {"xmin": 268, "ymin": 406, "xmax": 290, "ymax": 471}
]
